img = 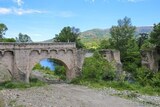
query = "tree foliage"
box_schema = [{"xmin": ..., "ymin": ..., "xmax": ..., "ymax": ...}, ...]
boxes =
[
  {"xmin": 123, "ymin": 39, "xmax": 141, "ymax": 73},
  {"xmin": 109, "ymin": 17, "xmax": 136, "ymax": 60},
  {"xmin": 0, "ymin": 38, "xmax": 16, "ymax": 42},
  {"xmin": 137, "ymin": 33, "xmax": 149, "ymax": 49},
  {"xmin": 99, "ymin": 39, "xmax": 110, "ymax": 49},
  {"xmin": 16, "ymin": 33, "xmax": 32, "ymax": 42},
  {"xmin": 109, "ymin": 17, "xmax": 141, "ymax": 73},
  {"xmin": 54, "ymin": 26, "xmax": 84, "ymax": 48},
  {"xmin": 0, "ymin": 23, "xmax": 8, "ymax": 38},
  {"xmin": 54, "ymin": 66, "xmax": 66, "ymax": 80},
  {"xmin": 150, "ymin": 23, "xmax": 160, "ymax": 46}
]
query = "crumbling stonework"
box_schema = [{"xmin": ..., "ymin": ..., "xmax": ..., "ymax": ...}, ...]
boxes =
[
  {"xmin": 99, "ymin": 49, "xmax": 123, "ymax": 73},
  {"xmin": 141, "ymin": 47, "xmax": 160, "ymax": 72},
  {"xmin": 0, "ymin": 42, "xmax": 82, "ymax": 82}
]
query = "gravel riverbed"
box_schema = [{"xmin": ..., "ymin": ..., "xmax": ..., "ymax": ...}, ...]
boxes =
[{"xmin": 0, "ymin": 83, "xmax": 159, "ymax": 107}]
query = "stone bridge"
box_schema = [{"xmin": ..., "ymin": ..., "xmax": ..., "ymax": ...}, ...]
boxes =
[{"xmin": 0, "ymin": 42, "xmax": 83, "ymax": 82}]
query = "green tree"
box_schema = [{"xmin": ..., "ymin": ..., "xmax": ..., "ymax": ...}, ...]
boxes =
[
  {"xmin": 109, "ymin": 17, "xmax": 135, "ymax": 52},
  {"xmin": 16, "ymin": 33, "xmax": 32, "ymax": 42},
  {"xmin": 123, "ymin": 39, "xmax": 141, "ymax": 73},
  {"xmin": 54, "ymin": 26, "xmax": 84, "ymax": 48},
  {"xmin": 150, "ymin": 23, "xmax": 160, "ymax": 46},
  {"xmin": 0, "ymin": 23, "xmax": 8, "ymax": 38},
  {"xmin": 109, "ymin": 17, "xmax": 141, "ymax": 73},
  {"xmin": 141, "ymin": 39, "xmax": 154, "ymax": 50},
  {"xmin": 109, "ymin": 17, "xmax": 136, "ymax": 61},
  {"xmin": 137, "ymin": 33, "xmax": 149, "ymax": 49}
]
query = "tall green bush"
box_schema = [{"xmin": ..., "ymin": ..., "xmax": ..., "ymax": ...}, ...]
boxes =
[
  {"xmin": 135, "ymin": 67, "xmax": 153, "ymax": 86},
  {"xmin": 82, "ymin": 51, "xmax": 116, "ymax": 81},
  {"xmin": 135, "ymin": 66, "xmax": 160, "ymax": 88}
]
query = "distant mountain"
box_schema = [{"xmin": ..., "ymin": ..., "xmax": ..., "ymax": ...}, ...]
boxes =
[
  {"xmin": 80, "ymin": 29, "xmax": 110, "ymax": 39},
  {"xmin": 79, "ymin": 26, "xmax": 153, "ymax": 49},
  {"xmin": 135, "ymin": 26, "xmax": 153, "ymax": 35},
  {"xmin": 80, "ymin": 26, "xmax": 153, "ymax": 41},
  {"xmin": 43, "ymin": 26, "xmax": 153, "ymax": 47},
  {"xmin": 42, "ymin": 39, "xmax": 54, "ymax": 43}
]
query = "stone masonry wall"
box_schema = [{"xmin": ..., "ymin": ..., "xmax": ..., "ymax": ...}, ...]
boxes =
[{"xmin": 0, "ymin": 42, "xmax": 81, "ymax": 82}]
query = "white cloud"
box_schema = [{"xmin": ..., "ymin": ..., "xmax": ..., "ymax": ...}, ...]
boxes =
[
  {"xmin": 0, "ymin": 7, "xmax": 46, "ymax": 15},
  {"xmin": 13, "ymin": 0, "xmax": 24, "ymax": 6},
  {"xmin": 13, "ymin": 8, "xmax": 44, "ymax": 15},
  {"xmin": 0, "ymin": 8, "xmax": 12, "ymax": 14}
]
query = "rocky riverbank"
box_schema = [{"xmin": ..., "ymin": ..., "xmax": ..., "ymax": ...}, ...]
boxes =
[{"xmin": 97, "ymin": 87, "xmax": 160, "ymax": 107}]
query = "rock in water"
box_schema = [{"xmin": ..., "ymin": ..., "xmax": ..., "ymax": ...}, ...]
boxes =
[{"xmin": 0, "ymin": 64, "xmax": 12, "ymax": 83}]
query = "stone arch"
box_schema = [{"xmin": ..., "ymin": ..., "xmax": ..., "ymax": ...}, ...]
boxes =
[
  {"xmin": 58, "ymin": 49, "xmax": 66, "ymax": 54},
  {"xmin": 0, "ymin": 51, "xmax": 14, "ymax": 71},
  {"xmin": 0, "ymin": 51, "xmax": 14, "ymax": 82},
  {"xmin": 29, "ymin": 49, "xmax": 76, "ymax": 81},
  {"xmin": 30, "ymin": 57, "xmax": 71, "ymax": 80},
  {"xmin": 50, "ymin": 49, "xmax": 58, "ymax": 54},
  {"xmin": 67, "ymin": 49, "xmax": 74, "ymax": 54}
]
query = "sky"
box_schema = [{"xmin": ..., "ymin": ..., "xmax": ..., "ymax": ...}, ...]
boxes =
[{"xmin": 0, "ymin": 0, "xmax": 159, "ymax": 41}]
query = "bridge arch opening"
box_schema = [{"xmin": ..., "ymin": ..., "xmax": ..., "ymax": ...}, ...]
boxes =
[
  {"xmin": 31, "ymin": 58, "xmax": 68, "ymax": 83},
  {"xmin": 0, "ymin": 50, "xmax": 14, "ymax": 82}
]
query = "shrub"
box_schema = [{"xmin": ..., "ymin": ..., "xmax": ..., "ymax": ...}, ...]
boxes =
[
  {"xmin": 54, "ymin": 66, "xmax": 66, "ymax": 80},
  {"xmin": 0, "ymin": 38, "xmax": 16, "ymax": 42},
  {"xmin": 0, "ymin": 78, "xmax": 45, "ymax": 89},
  {"xmin": 82, "ymin": 51, "xmax": 116, "ymax": 81},
  {"xmin": 135, "ymin": 66, "xmax": 153, "ymax": 86},
  {"xmin": 151, "ymin": 72, "xmax": 160, "ymax": 88},
  {"xmin": 32, "ymin": 63, "xmax": 43, "ymax": 70}
]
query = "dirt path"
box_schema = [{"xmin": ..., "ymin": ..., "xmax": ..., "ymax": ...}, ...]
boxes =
[{"xmin": 0, "ymin": 84, "xmax": 149, "ymax": 107}]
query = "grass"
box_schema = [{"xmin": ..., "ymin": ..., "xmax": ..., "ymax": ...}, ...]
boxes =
[
  {"xmin": 0, "ymin": 78, "xmax": 46, "ymax": 90},
  {"xmin": 71, "ymin": 78, "xmax": 160, "ymax": 96}
]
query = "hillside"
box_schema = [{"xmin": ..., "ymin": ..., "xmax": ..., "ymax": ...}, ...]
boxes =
[
  {"xmin": 79, "ymin": 26, "xmax": 153, "ymax": 49},
  {"xmin": 80, "ymin": 26, "xmax": 153, "ymax": 41},
  {"xmin": 43, "ymin": 26, "xmax": 153, "ymax": 49}
]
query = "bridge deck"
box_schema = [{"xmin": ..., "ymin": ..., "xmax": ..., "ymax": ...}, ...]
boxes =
[{"xmin": 0, "ymin": 42, "xmax": 76, "ymax": 49}]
